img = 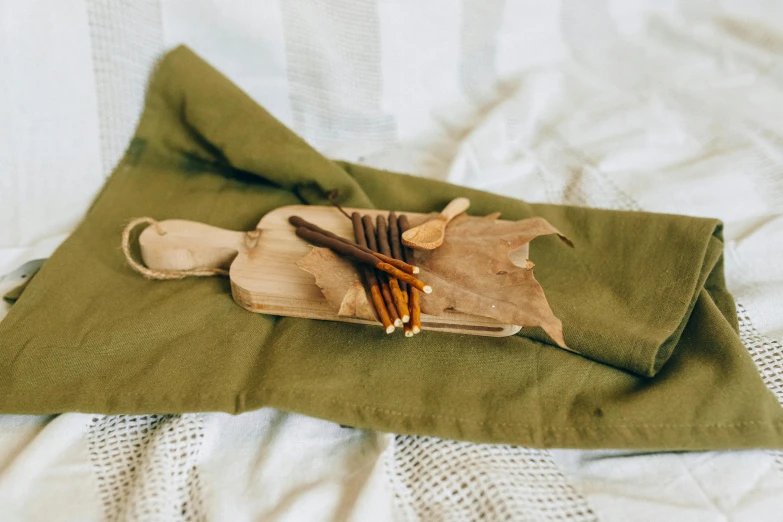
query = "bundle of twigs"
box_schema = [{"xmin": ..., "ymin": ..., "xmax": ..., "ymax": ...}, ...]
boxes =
[{"xmin": 290, "ymin": 213, "xmax": 427, "ymax": 335}]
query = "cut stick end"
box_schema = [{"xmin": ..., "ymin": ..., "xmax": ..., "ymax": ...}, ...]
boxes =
[
  {"xmin": 402, "ymin": 315, "xmax": 410, "ymax": 323},
  {"xmin": 394, "ymin": 318, "xmax": 403, "ymax": 328},
  {"xmin": 385, "ymin": 325, "xmax": 396, "ymax": 334},
  {"xmin": 412, "ymin": 266, "xmax": 420, "ymax": 274},
  {"xmin": 404, "ymin": 330, "xmax": 414, "ymax": 338},
  {"xmin": 412, "ymin": 326, "xmax": 421, "ymax": 334},
  {"xmin": 423, "ymin": 285, "xmax": 433, "ymax": 294}
]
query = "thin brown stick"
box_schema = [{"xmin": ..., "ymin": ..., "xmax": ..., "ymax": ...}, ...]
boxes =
[
  {"xmin": 296, "ymin": 226, "xmax": 379, "ymax": 266},
  {"xmin": 389, "ymin": 281, "xmax": 409, "ymax": 323},
  {"xmin": 371, "ymin": 286, "xmax": 394, "ymax": 333},
  {"xmin": 326, "ymin": 189, "xmax": 352, "ymax": 220},
  {"xmin": 376, "ymin": 215, "xmax": 392, "ymax": 257},
  {"xmin": 361, "ymin": 215, "xmax": 379, "ymax": 257},
  {"xmin": 376, "ymin": 215, "xmax": 410, "ymax": 323},
  {"xmin": 381, "ymin": 281, "xmax": 402, "ymax": 327},
  {"xmin": 390, "ymin": 212, "xmax": 410, "ymax": 307},
  {"xmin": 350, "ymin": 213, "xmax": 394, "ymax": 333},
  {"xmin": 352, "ymin": 212, "xmax": 370, "ymax": 250},
  {"xmin": 289, "ymin": 216, "xmax": 419, "ymax": 274},
  {"xmin": 410, "ymin": 285, "xmax": 422, "ymax": 334},
  {"xmin": 295, "ymin": 226, "xmax": 430, "ymax": 289},
  {"xmin": 399, "ymin": 215, "xmax": 422, "ymax": 334},
  {"xmin": 361, "ymin": 216, "xmax": 432, "ymax": 292},
  {"xmin": 362, "ymin": 216, "xmax": 400, "ymax": 328},
  {"xmin": 402, "ymin": 317, "xmax": 414, "ymax": 337},
  {"xmin": 388, "ymin": 212, "xmax": 408, "ymax": 295},
  {"xmin": 379, "ymin": 262, "xmax": 430, "ymax": 292}
]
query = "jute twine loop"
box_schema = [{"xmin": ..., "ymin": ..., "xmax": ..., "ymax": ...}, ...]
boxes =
[{"xmin": 121, "ymin": 217, "xmax": 229, "ymax": 280}]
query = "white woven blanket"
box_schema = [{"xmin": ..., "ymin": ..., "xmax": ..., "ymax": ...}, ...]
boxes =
[{"xmin": 1, "ymin": 1, "xmax": 782, "ymax": 520}]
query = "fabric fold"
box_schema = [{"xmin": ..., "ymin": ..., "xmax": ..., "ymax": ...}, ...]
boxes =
[{"xmin": 0, "ymin": 46, "xmax": 781, "ymax": 450}]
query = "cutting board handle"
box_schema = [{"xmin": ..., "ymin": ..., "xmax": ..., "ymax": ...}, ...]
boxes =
[{"xmin": 139, "ymin": 219, "xmax": 249, "ymax": 272}]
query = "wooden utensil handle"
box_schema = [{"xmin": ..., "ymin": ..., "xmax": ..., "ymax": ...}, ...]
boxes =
[
  {"xmin": 139, "ymin": 219, "xmax": 248, "ymax": 272},
  {"xmin": 439, "ymin": 197, "xmax": 470, "ymax": 222}
]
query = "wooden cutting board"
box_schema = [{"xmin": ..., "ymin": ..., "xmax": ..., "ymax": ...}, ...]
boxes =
[{"xmin": 139, "ymin": 205, "xmax": 523, "ymax": 337}]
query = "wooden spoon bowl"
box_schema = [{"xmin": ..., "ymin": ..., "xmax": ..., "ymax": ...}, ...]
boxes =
[{"xmin": 401, "ymin": 197, "xmax": 470, "ymax": 250}]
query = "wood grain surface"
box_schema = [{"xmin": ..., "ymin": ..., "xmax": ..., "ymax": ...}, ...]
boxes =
[{"xmin": 140, "ymin": 205, "xmax": 522, "ymax": 337}]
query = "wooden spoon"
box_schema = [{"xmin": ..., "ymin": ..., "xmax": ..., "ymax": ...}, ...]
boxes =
[{"xmin": 401, "ymin": 197, "xmax": 470, "ymax": 250}]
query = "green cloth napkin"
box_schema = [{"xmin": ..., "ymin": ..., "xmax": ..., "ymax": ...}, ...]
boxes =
[{"xmin": 1, "ymin": 46, "xmax": 781, "ymax": 450}]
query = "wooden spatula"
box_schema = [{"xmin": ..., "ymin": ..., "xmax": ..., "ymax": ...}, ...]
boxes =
[
  {"xmin": 136, "ymin": 205, "xmax": 521, "ymax": 337},
  {"xmin": 401, "ymin": 197, "xmax": 470, "ymax": 250}
]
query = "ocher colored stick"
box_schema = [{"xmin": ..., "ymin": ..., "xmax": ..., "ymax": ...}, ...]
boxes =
[
  {"xmin": 362, "ymin": 216, "xmax": 399, "ymax": 327},
  {"xmin": 410, "ymin": 284, "xmax": 422, "ymax": 334},
  {"xmin": 381, "ymin": 281, "xmax": 402, "ymax": 327},
  {"xmin": 399, "ymin": 215, "xmax": 422, "ymax": 334},
  {"xmin": 389, "ymin": 212, "xmax": 408, "ymax": 294},
  {"xmin": 362, "ymin": 216, "xmax": 400, "ymax": 328},
  {"xmin": 350, "ymin": 213, "xmax": 394, "ymax": 333},
  {"xmin": 377, "ymin": 215, "xmax": 410, "ymax": 323}
]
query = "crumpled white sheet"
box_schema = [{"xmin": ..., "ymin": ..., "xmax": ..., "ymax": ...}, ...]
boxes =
[{"xmin": 1, "ymin": 0, "xmax": 783, "ymax": 521}]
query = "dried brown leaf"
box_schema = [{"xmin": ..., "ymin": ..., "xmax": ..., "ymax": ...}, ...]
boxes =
[
  {"xmin": 296, "ymin": 247, "xmax": 376, "ymax": 321},
  {"xmin": 414, "ymin": 214, "xmax": 569, "ymax": 347}
]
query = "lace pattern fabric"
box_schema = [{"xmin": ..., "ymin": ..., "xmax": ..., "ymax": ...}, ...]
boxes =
[
  {"xmin": 85, "ymin": 0, "xmax": 164, "ymax": 177},
  {"xmin": 387, "ymin": 436, "xmax": 597, "ymax": 522},
  {"xmin": 87, "ymin": 414, "xmax": 206, "ymax": 522}
]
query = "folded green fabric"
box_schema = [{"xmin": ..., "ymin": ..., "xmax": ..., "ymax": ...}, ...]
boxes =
[{"xmin": 1, "ymin": 46, "xmax": 781, "ymax": 449}]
